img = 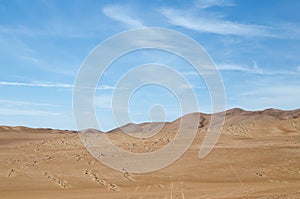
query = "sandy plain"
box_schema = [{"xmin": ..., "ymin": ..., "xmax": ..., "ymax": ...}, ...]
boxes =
[{"xmin": 0, "ymin": 108, "xmax": 300, "ymax": 199}]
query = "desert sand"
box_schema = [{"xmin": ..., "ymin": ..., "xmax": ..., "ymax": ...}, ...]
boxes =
[{"xmin": 0, "ymin": 108, "xmax": 300, "ymax": 199}]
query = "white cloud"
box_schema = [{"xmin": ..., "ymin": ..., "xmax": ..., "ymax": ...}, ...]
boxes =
[
  {"xmin": 99, "ymin": 85, "xmax": 117, "ymax": 90},
  {"xmin": 182, "ymin": 71, "xmax": 199, "ymax": 76},
  {"xmin": 0, "ymin": 99, "xmax": 61, "ymax": 117},
  {"xmin": 103, "ymin": 5, "xmax": 144, "ymax": 28},
  {"xmin": 252, "ymin": 61, "xmax": 264, "ymax": 74},
  {"xmin": 0, "ymin": 24, "xmax": 100, "ymax": 39},
  {"xmin": 159, "ymin": 8, "xmax": 272, "ymax": 37},
  {"xmin": 0, "ymin": 81, "xmax": 74, "ymax": 88},
  {"xmin": 95, "ymin": 94, "xmax": 128, "ymax": 111},
  {"xmin": 242, "ymin": 85, "xmax": 300, "ymax": 96},
  {"xmin": 195, "ymin": 0, "xmax": 235, "ymax": 9},
  {"xmin": 0, "ymin": 81, "xmax": 117, "ymax": 90},
  {"xmin": 19, "ymin": 55, "xmax": 40, "ymax": 63},
  {"xmin": 0, "ymin": 108, "xmax": 60, "ymax": 116},
  {"xmin": 217, "ymin": 64, "xmax": 252, "ymax": 72},
  {"xmin": 216, "ymin": 62, "xmax": 299, "ymax": 75},
  {"xmin": 275, "ymin": 23, "xmax": 300, "ymax": 39},
  {"xmin": 0, "ymin": 25, "xmax": 42, "ymax": 37},
  {"xmin": 217, "ymin": 62, "xmax": 263, "ymax": 74},
  {"xmin": 0, "ymin": 99, "xmax": 56, "ymax": 107},
  {"xmin": 239, "ymin": 85, "xmax": 300, "ymax": 109},
  {"xmin": 297, "ymin": 66, "xmax": 300, "ymax": 72}
]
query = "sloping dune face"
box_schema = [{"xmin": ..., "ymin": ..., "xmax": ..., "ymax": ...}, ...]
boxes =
[{"xmin": 0, "ymin": 109, "xmax": 300, "ymax": 199}]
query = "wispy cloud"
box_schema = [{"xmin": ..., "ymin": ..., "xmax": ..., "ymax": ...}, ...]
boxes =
[
  {"xmin": 19, "ymin": 55, "xmax": 40, "ymax": 63},
  {"xmin": 217, "ymin": 62, "xmax": 263, "ymax": 74},
  {"xmin": 182, "ymin": 62, "xmax": 263, "ymax": 75},
  {"xmin": 180, "ymin": 61, "xmax": 300, "ymax": 76},
  {"xmin": 0, "ymin": 81, "xmax": 74, "ymax": 88},
  {"xmin": 0, "ymin": 108, "xmax": 60, "ymax": 116},
  {"xmin": 0, "ymin": 81, "xmax": 118, "ymax": 90},
  {"xmin": 275, "ymin": 23, "xmax": 300, "ymax": 39},
  {"xmin": 160, "ymin": 8, "xmax": 272, "ymax": 37},
  {"xmin": 195, "ymin": 0, "xmax": 235, "ymax": 9},
  {"xmin": 0, "ymin": 25, "xmax": 42, "ymax": 37},
  {"xmin": 0, "ymin": 24, "xmax": 100, "ymax": 39},
  {"xmin": 0, "ymin": 98, "xmax": 61, "ymax": 117},
  {"xmin": 239, "ymin": 84, "xmax": 300, "ymax": 109},
  {"xmin": 102, "ymin": 5, "xmax": 144, "ymax": 28},
  {"xmin": 0, "ymin": 81, "xmax": 126, "ymax": 90},
  {"xmin": 216, "ymin": 62, "xmax": 299, "ymax": 75},
  {"xmin": 241, "ymin": 85, "xmax": 300, "ymax": 96},
  {"xmin": 0, "ymin": 99, "xmax": 56, "ymax": 107}
]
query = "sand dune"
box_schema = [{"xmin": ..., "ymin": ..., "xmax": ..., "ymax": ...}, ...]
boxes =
[{"xmin": 0, "ymin": 108, "xmax": 300, "ymax": 199}]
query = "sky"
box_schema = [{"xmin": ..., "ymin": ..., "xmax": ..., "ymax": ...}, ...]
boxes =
[{"xmin": 0, "ymin": 0, "xmax": 299, "ymax": 131}]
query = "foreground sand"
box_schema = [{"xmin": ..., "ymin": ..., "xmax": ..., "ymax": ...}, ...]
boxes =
[{"xmin": 0, "ymin": 108, "xmax": 300, "ymax": 199}]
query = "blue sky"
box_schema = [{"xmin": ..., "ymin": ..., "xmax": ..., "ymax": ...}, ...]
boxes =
[{"xmin": 0, "ymin": 0, "xmax": 299, "ymax": 131}]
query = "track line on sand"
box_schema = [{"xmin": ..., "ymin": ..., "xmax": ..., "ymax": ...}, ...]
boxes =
[
  {"xmin": 180, "ymin": 181, "xmax": 185, "ymax": 199},
  {"xmin": 170, "ymin": 182, "xmax": 174, "ymax": 199},
  {"xmin": 126, "ymin": 186, "xmax": 140, "ymax": 199},
  {"xmin": 225, "ymin": 155, "xmax": 252, "ymax": 197}
]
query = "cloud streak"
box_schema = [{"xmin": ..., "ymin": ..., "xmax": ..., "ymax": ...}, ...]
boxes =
[
  {"xmin": 217, "ymin": 62, "xmax": 300, "ymax": 75},
  {"xmin": 103, "ymin": 5, "xmax": 144, "ymax": 28},
  {"xmin": 217, "ymin": 62, "xmax": 263, "ymax": 74},
  {"xmin": 0, "ymin": 81, "xmax": 74, "ymax": 88},
  {"xmin": 182, "ymin": 62, "xmax": 300, "ymax": 76},
  {"xmin": 160, "ymin": 8, "xmax": 272, "ymax": 37},
  {"xmin": 195, "ymin": 0, "xmax": 235, "ymax": 9},
  {"xmin": 0, "ymin": 108, "xmax": 60, "ymax": 116},
  {"xmin": 238, "ymin": 84, "xmax": 300, "ymax": 109},
  {"xmin": 0, "ymin": 24, "xmax": 101, "ymax": 39},
  {"xmin": 0, "ymin": 99, "xmax": 56, "ymax": 107},
  {"xmin": 0, "ymin": 81, "xmax": 117, "ymax": 90}
]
